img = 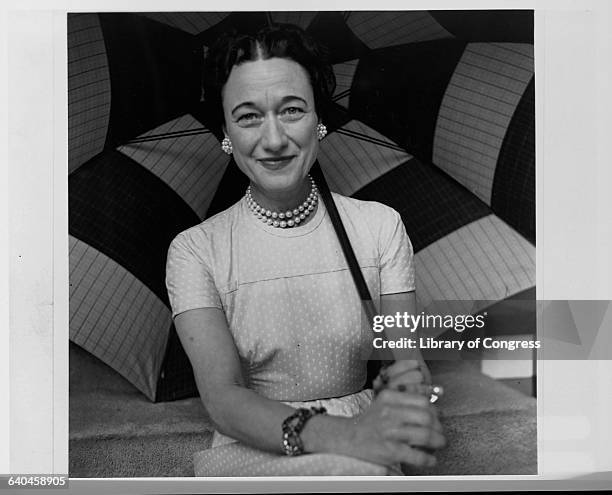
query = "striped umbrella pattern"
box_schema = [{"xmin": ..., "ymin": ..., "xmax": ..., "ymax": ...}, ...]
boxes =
[{"xmin": 68, "ymin": 10, "xmax": 535, "ymax": 401}]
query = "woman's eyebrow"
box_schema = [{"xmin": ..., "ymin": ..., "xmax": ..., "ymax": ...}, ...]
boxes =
[
  {"xmin": 279, "ymin": 95, "xmax": 307, "ymax": 105},
  {"xmin": 231, "ymin": 95, "xmax": 308, "ymax": 115},
  {"xmin": 231, "ymin": 101, "xmax": 256, "ymax": 115}
]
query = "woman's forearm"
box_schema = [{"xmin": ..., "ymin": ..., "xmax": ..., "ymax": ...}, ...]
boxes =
[
  {"xmin": 201, "ymin": 380, "xmax": 444, "ymax": 469},
  {"xmin": 203, "ymin": 383, "xmax": 354, "ymax": 455},
  {"xmin": 174, "ymin": 308, "xmax": 358, "ymax": 457}
]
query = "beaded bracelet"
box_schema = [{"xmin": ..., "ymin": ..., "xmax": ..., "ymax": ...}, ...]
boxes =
[{"xmin": 281, "ymin": 406, "xmax": 327, "ymax": 456}]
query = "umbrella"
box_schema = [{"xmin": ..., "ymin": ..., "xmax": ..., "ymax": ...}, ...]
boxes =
[{"xmin": 68, "ymin": 10, "xmax": 535, "ymax": 401}]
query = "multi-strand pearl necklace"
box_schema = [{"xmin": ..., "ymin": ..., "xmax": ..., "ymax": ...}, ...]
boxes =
[{"xmin": 245, "ymin": 176, "xmax": 319, "ymax": 228}]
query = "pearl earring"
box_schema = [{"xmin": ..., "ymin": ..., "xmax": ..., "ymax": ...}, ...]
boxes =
[
  {"xmin": 221, "ymin": 136, "xmax": 233, "ymax": 155},
  {"xmin": 316, "ymin": 123, "xmax": 327, "ymax": 141}
]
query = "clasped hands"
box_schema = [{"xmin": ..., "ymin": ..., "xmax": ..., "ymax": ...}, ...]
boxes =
[{"xmin": 348, "ymin": 360, "xmax": 446, "ymax": 469}]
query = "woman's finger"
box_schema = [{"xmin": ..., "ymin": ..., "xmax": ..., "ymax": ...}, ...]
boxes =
[
  {"xmin": 376, "ymin": 389, "xmax": 431, "ymax": 409},
  {"xmin": 383, "ymin": 360, "xmax": 421, "ymax": 379},
  {"xmin": 432, "ymin": 414, "xmax": 443, "ymax": 434},
  {"xmin": 418, "ymin": 359, "xmax": 432, "ymax": 384},
  {"xmin": 374, "ymin": 361, "xmax": 425, "ymax": 396},
  {"xmin": 388, "ymin": 425, "xmax": 446, "ymax": 450},
  {"xmin": 386, "ymin": 370, "xmax": 424, "ymax": 388},
  {"xmin": 394, "ymin": 443, "xmax": 437, "ymax": 468},
  {"xmin": 375, "ymin": 397, "xmax": 441, "ymax": 432},
  {"xmin": 383, "ymin": 360, "xmax": 433, "ymax": 385},
  {"xmin": 395, "ymin": 405, "xmax": 438, "ymax": 430},
  {"xmin": 395, "ymin": 383, "xmax": 444, "ymax": 404}
]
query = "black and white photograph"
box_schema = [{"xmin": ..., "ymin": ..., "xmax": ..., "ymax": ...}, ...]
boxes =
[
  {"xmin": 67, "ymin": 10, "xmax": 538, "ymax": 478},
  {"xmin": 7, "ymin": 0, "xmax": 612, "ymax": 491}
]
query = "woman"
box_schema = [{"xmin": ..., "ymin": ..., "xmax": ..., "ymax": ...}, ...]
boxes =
[{"xmin": 165, "ymin": 24, "xmax": 445, "ymax": 476}]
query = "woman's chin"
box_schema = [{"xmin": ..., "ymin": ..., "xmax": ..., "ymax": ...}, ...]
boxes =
[{"xmin": 253, "ymin": 170, "xmax": 307, "ymax": 194}]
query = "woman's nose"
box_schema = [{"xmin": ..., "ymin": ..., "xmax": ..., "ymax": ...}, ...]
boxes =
[{"xmin": 260, "ymin": 117, "xmax": 288, "ymax": 151}]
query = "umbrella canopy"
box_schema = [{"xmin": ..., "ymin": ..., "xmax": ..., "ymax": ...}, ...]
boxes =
[{"xmin": 68, "ymin": 10, "xmax": 535, "ymax": 401}]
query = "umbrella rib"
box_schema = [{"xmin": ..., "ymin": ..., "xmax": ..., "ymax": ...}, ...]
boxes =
[
  {"xmin": 125, "ymin": 128, "xmax": 211, "ymax": 144},
  {"xmin": 335, "ymin": 128, "xmax": 406, "ymax": 153},
  {"xmin": 337, "ymin": 129, "xmax": 403, "ymax": 152},
  {"xmin": 126, "ymin": 126, "xmax": 404, "ymax": 154},
  {"xmin": 136, "ymin": 127, "xmax": 211, "ymax": 139},
  {"xmin": 332, "ymin": 89, "xmax": 351, "ymax": 102}
]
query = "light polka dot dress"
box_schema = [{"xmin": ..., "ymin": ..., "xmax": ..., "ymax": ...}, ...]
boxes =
[{"xmin": 166, "ymin": 192, "xmax": 415, "ymax": 476}]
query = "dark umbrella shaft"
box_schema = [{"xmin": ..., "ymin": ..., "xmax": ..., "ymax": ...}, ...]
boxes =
[
  {"xmin": 311, "ymin": 160, "xmax": 394, "ymax": 388},
  {"xmin": 311, "ymin": 161, "xmax": 378, "ymax": 322}
]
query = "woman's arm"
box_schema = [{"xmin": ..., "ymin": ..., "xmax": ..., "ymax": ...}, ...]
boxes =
[
  {"xmin": 175, "ymin": 307, "xmax": 298, "ymax": 452},
  {"xmin": 175, "ymin": 306, "xmax": 444, "ymax": 467},
  {"xmin": 378, "ymin": 291, "xmax": 432, "ymax": 385}
]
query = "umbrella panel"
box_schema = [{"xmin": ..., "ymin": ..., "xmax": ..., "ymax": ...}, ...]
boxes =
[
  {"xmin": 98, "ymin": 13, "xmax": 201, "ymax": 148},
  {"xmin": 491, "ymin": 78, "xmax": 535, "ymax": 244},
  {"xmin": 351, "ymin": 39, "xmax": 468, "ymax": 163}
]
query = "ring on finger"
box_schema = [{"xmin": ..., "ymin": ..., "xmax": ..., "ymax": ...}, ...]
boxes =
[{"xmin": 395, "ymin": 383, "xmax": 444, "ymax": 403}]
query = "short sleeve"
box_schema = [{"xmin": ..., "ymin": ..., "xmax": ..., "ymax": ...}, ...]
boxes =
[
  {"xmin": 378, "ymin": 209, "xmax": 416, "ymax": 295},
  {"xmin": 165, "ymin": 232, "xmax": 222, "ymax": 318}
]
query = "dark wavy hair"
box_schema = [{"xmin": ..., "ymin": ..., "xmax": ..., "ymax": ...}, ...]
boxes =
[{"xmin": 202, "ymin": 23, "xmax": 336, "ymax": 137}]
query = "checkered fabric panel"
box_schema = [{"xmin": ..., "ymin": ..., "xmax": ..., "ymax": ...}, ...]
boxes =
[
  {"xmin": 414, "ymin": 214, "xmax": 535, "ymax": 314},
  {"xmin": 136, "ymin": 12, "xmax": 229, "ymax": 35},
  {"xmin": 429, "ymin": 10, "xmax": 534, "ymax": 43},
  {"xmin": 69, "ymin": 236, "xmax": 172, "ymax": 400},
  {"xmin": 350, "ymin": 38, "xmax": 468, "ymax": 163},
  {"xmin": 347, "ymin": 11, "xmax": 453, "ymax": 49},
  {"xmin": 69, "ymin": 150, "xmax": 200, "ymax": 304},
  {"xmin": 354, "ymin": 157, "xmax": 490, "ymax": 253},
  {"xmin": 318, "ymin": 120, "xmax": 412, "ymax": 196},
  {"xmin": 306, "ymin": 12, "xmax": 369, "ymax": 64},
  {"xmin": 118, "ymin": 115, "xmax": 229, "ymax": 220},
  {"xmin": 271, "ymin": 11, "xmax": 318, "ymax": 30},
  {"xmin": 68, "ymin": 13, "xmax": 110, "ymax": 174},
  {"xmin": 332, "ymin": 60, "xmax": 359, "ymax": 109},
  {"xmin": 98, "ymin": 13, "xmax": 201, "ymax": 148},
  {"xmin": 433, "ymin": 42, "xmax": 534, "ymax": 205},
  {"xmin": 491, "ymin": 77, "xmax": 535, "ymax": 244}
]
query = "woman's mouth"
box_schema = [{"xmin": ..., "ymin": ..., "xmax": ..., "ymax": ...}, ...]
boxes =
[{"xmin": 257, "ymin": 156, "xmax": 295, "ymax": 169}]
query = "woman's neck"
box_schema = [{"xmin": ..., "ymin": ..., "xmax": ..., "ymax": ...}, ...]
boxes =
[{"xmin": 250, "ymin": 178, "xmax": 312, "ymax": 213}]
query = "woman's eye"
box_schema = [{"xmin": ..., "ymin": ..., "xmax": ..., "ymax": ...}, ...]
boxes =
[
  {"xmin": 237, "ymin": 113, "xmax": 260, "ymax": 124},
  {"xmin": 281, "ymin": 107, "xmax": 304, "ymax": 119}
]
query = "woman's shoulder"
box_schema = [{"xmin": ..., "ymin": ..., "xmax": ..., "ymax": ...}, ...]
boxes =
[
  {"xmin": 331, "ymin": 192, "xmax": 401, "ymax": 225},
  {"xmin": 169, "ymin": 200, "xmax": 243, "ymax": 250},
  {"xmin": 330, "ymin": 193, "xmax": 408, "ymax": 253}
]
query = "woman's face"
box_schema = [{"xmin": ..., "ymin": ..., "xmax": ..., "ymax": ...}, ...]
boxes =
[{"xmin": 222, "ymin": 57, "xmax": 319, "ymax": 198}]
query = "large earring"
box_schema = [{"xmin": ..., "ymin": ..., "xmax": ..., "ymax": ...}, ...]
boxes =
[
  {"xmin": 221, "ymin": 136, "xmax": 233, "ymax": 155},
  {"xmin": 316, "ymin": 123, "xmax": 327, "ymax": 141}
]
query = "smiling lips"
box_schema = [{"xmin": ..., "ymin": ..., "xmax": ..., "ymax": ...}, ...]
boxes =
[{"xmin": 257, "ymin": 156, "xmax": 295, "ymax": 169}]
